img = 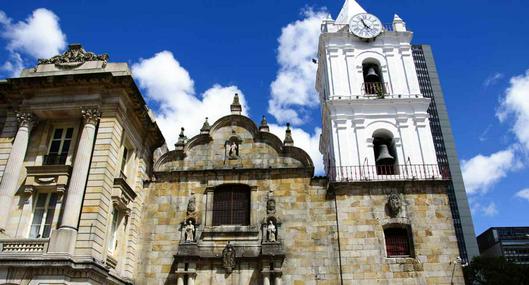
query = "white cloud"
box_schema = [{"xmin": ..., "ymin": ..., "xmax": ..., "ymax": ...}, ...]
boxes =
[
  {"xmin": 515, "ymin": 188, "xmax": 529, "ymax": 202},
  {"xmin": 269, "ymin": 124, "xmax": 323, "ymax": 175},
  {"xmin": 497, "ymin": 70, "xmax": 529, "ymax": 151},
  {"xmin": 268, "ymin": 8, "xmax": 328, "ymax": 125},
  {"xmin": 483, "ymin": 72, "xmax": 503, "ymax": 87},
  {"xmin": 461, "ymin": 149, "xmax": 518, "ymax": 195},
  {"xmin": 481, "ymin": 202, "xmax": 498, "ymax": 217},
  {"xmin": 132, "ymin": 51, "xmax": 249, "ymax": 147},
  {"xmin": 0, "ymin": 8, "xmax": 66, "ymax": 76}
]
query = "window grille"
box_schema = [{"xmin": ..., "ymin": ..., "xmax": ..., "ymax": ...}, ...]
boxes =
[
  {"xmin": 212, "ymin": 185, "xmax": 250, "ymax": 226},
  {"xmin": 385, "ymin": 227, "xmax": 411, "ymax": 257}
]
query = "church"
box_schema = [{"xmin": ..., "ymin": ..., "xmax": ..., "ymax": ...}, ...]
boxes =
[{"xmin": 0, "ymin": 1, "xmax": 473, "ymax": 284}]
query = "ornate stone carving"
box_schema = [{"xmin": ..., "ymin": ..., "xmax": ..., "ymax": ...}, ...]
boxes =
[
  {"xmin": 200, "ymin": 117, "xmax": 211, "ymax": 134},
  {"xmin": 266, "ymin": 197, "xmax": 276, "ymax": 216},
  {"xmin": 38, "ymin": 44, "xmax": 109, "ymax": 66},
  {"xmin": 187, "ymin": 195, "xmax": 196, "ymax": 214},
  {"xmin": 222, "ymin": 242, "xmax": 236, "ymax": 274},
  {"xmin": 16, "ymin": 112, "xmax": 37, "ymax": 130},
  {"xmin": 81, "ymin": 107, "xmax": 101, "ymax": 126},
  {"xmin": 387, "ymin": 192, "xmax": 402, "ymax": 217},
  {"xmin": 266, "ymin": 220, "xmax": 277, "ymax": 242},
  {"xmin": 184, "ymin": 220, "xmax": 195, "ymax": 243}
]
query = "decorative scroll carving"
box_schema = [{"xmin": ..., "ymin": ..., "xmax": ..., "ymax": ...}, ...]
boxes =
[
  {"xmin": 387, "ymin": 192, "xmax": 402, "ymax": 217},
  {"xmin": 38, "ymin": 44, "xmax": 109, "ymax": 66},
  {"xmin": 222, "ymin": 242, "xmax": 236, "ymax": 274},
  {"xmin": 16, "ymin": 112, "xmax": 37, "ymax": 130},
  {"xmin": 81, "ymin": 107, "xmax": 101, "ymax": 126}
]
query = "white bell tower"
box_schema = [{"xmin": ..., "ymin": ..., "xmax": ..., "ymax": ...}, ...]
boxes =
[{"xmin": 317, "ymin": 0, "xmax": 440, "ymax": 180}]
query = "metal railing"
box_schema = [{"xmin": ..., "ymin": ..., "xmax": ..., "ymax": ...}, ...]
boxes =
[
  {"xmin": 0, "ymin": 239, "xmax": 49, "ymax": 254},
  {"xmin": 43, "ymin": 154, "xmax": 67, "ymax": 165},
  {"xmin": 328, "ymin": 164, "xmax": 450, "ymax": 183},
  {"xmin": 362, "ymin": 82, "xmax": 390, "ymax": 96}
]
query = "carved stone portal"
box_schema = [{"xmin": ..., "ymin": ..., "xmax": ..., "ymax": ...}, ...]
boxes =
[{"xmin": 222, "ymin": 242, "xmax": 236, "ymax": 274}]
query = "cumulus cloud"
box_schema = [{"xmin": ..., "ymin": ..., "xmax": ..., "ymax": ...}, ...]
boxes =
[
  {"xmin": 497, "ymin": 70, "xmax": 529, "ymax": 151},
  {"xmin": 0, "ymin": 8, "xmax": 66, "ymax": 76},
  {"xmin": 269, "ymin": 124, "xmax": 323, "ymax": 175},
  {"xmin": 268, "ymin": 8, "xmax": 328, "ymax": 125},
  {"xmin": 132, "ymin": 51, "xmax": 249, "ymax": 147},
  {"xmin": 515, "ymin": 188, "xmax": 529, "ymax": 202},
  {"xmin": 461, "ymin": 149, "xmax": 519, "ymax": 195}
]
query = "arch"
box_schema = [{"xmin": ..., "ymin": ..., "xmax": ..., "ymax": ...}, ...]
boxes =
[{"xmin": 372, "ymin": 128, "xmax": 399, "ymax": 175}]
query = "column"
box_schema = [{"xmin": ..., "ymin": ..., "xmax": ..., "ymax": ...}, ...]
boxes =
[
  {"xmin": 187, "ymin": 274, "xmax": 195, "ymax": 285},
  {"xmin": 176, "ymin": 276, "xmax": 184, "ymax": 285},
  {"xmin": 48, "ymin": 107, "xmax": 100, "ymax": 254},
  {"xmin": 0, "ymin": 112, "xmax": 36, "ymax": 232},
  {"xmin": 263, "ymin": 272, "xmax": 270, "ymax": 285},
  {"xmin": 274, "ymin": 274, "xmax": 282, "ymax": 285}
]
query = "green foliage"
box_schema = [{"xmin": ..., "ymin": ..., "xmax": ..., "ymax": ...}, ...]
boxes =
[{"xmin": 463, "ymin": 256, "xmax": 529, "ymax": 285}]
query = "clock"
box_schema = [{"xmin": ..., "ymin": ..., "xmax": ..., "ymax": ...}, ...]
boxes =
[{"xmin": 349, "ymin": 13, "xmax": 383, "ymax": 40}]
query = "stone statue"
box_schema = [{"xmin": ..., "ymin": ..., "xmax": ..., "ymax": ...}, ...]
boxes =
[
  {"xmin": 266, "ymin": 198, "xmax": 276, "ymax": 215},
  {"xmin": 387, "ymin": 192, "xmax": 402, "ymax": 217},
  {"xmin": 222, "ymin": 242, "xmax": 236, "ymax": 273},
  {"xmin": 184, "ymin": 220, "xmax": 195, "ymax": 242},
  {"xmin": 187, "ymin": 195, "xmax": 196, "ymax": 214},
  {"xmin": 226, "ymin": 141, "xmax": 239, "ymax": 159},
  {"xmin": 266, "ymin": 220, "xmax": 277, "ymax": 242}
]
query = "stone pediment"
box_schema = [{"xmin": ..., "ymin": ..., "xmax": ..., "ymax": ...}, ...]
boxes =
[{"xmin": 154, "ymin": 114, "xmax": 313, "ymax": 173}]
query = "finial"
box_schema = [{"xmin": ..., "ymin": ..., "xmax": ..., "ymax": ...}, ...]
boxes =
[
  {"xmin": 259, "ymin": 115, "xmax": 269, "ymax": 132},
  {"xmin": 392, "ymin": 14, "xmax": 407, "ymax": 32},
  {"xmin": 284, "ymin": 123, "xmax": 294, "ymax": 146},
  {"xmin": 230, "ymin": 93, "xmax": 242, "ymax": 115},
  {"xmin": 175, "ymin": 127, "xmax": 187, "ymax": 149},
  {"xmin": 200, "ymin": 117, "xmax": 211, "ymax": 134}
]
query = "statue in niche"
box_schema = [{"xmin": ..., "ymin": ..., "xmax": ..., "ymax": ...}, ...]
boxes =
[
  {"xmin": 387, "ymin": 192, "xmax": 402, "ymax": 217},
  {"xmin": 225, "ymin": 140, "xmax": 239, "ymax": 159},
  {"xmin": 266, "ymin": 198, "xmax": 276, "ymax": 215},
  {"xmin": 266, "ymin": 220, "xmax": 277, "ymax": 242},
  {"xmin": 184, "ymin": 220, "xmax": 195, "ymax": 242},
  {"xmin": 187, "ymin": 195, "xmax": 196, "ymax": 214},
  {"xmin": 222, "ymin": 242, "xmax": 236, "ymax": 274}
]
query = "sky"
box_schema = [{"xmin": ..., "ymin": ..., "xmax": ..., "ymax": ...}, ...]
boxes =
[{"xmin": 0, "ymin": 0, "xmax": 528, "ymax": 236}]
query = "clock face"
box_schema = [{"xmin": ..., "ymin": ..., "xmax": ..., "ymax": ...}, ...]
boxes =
[{"xmin": 349, "ymin": 13, "xmax": 383, "ymax": 39}]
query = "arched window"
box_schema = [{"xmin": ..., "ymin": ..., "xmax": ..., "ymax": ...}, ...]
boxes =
[
  {"xmin": 212, "ymin": 184, "xmax": 250, "ymax": 226},
  {"xmin": 384, "ymin": 225, "xmax": 414, "ymax": 257},
  {"xmin": 373, "ymin": 130, "xmax": 398, "ymax": 175},
  {"xmin": 362, "ymin": 61, "xmax": 386, "ymax": 96}
]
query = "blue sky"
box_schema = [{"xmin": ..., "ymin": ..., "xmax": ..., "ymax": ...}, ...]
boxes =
[{"xmin": 1, "ymin": 0, "xmax": 528, "ymax": 236}]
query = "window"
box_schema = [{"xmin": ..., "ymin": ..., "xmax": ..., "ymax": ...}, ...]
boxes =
[
  {"xmin": 107, "ymin": 208, "xmax": 121, "ymax": 253},
  {"xmin": 384, "ymin": 226, "xmax": 413, "ymax": 257},
  {"xmin": 120, "ymin": 147, "xmax": 129, "ymax": 178},
  {"xmin": 212, "ymin": 185, "xmax": 250, "ymax": 226},
  {"xmin": 29, "ymin": 193, "xmax": 58, "ymax": 238},
  {"xmin": 44, "ymin": 127, "xmax": 74, "ymax": 165}
]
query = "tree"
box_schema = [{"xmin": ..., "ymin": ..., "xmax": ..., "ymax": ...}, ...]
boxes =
[{"xmin": 463, "ymin": 256, "xmax": 529, "ymax": 285}]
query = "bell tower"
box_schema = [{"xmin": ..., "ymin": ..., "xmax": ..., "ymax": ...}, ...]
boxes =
[{"xmin": 317, "ymin": 0, "xmax": 440, "ymax": 179}]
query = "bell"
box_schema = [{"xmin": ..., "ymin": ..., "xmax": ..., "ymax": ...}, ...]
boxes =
[
  {"xmin": 366, "ymin": 67, "xmax": 379, "ymax": 80},
  {"xmin": 376, "ymin": 144, "xmax": 395, "ymax": 165}
]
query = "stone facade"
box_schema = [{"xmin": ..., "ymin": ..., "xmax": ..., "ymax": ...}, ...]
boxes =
[
  {"xmin": 0, "ymin": 44, "xmax": 164, "ymax": 284},
  {"xmin": 137, "ymin": 106, "xmax": 464, "ymax": 285}
]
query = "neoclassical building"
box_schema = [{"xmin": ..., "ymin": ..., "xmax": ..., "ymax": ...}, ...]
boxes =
[{"xmin": 0, "ymin": 1, "xmax": 472, "ymax": 284}]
